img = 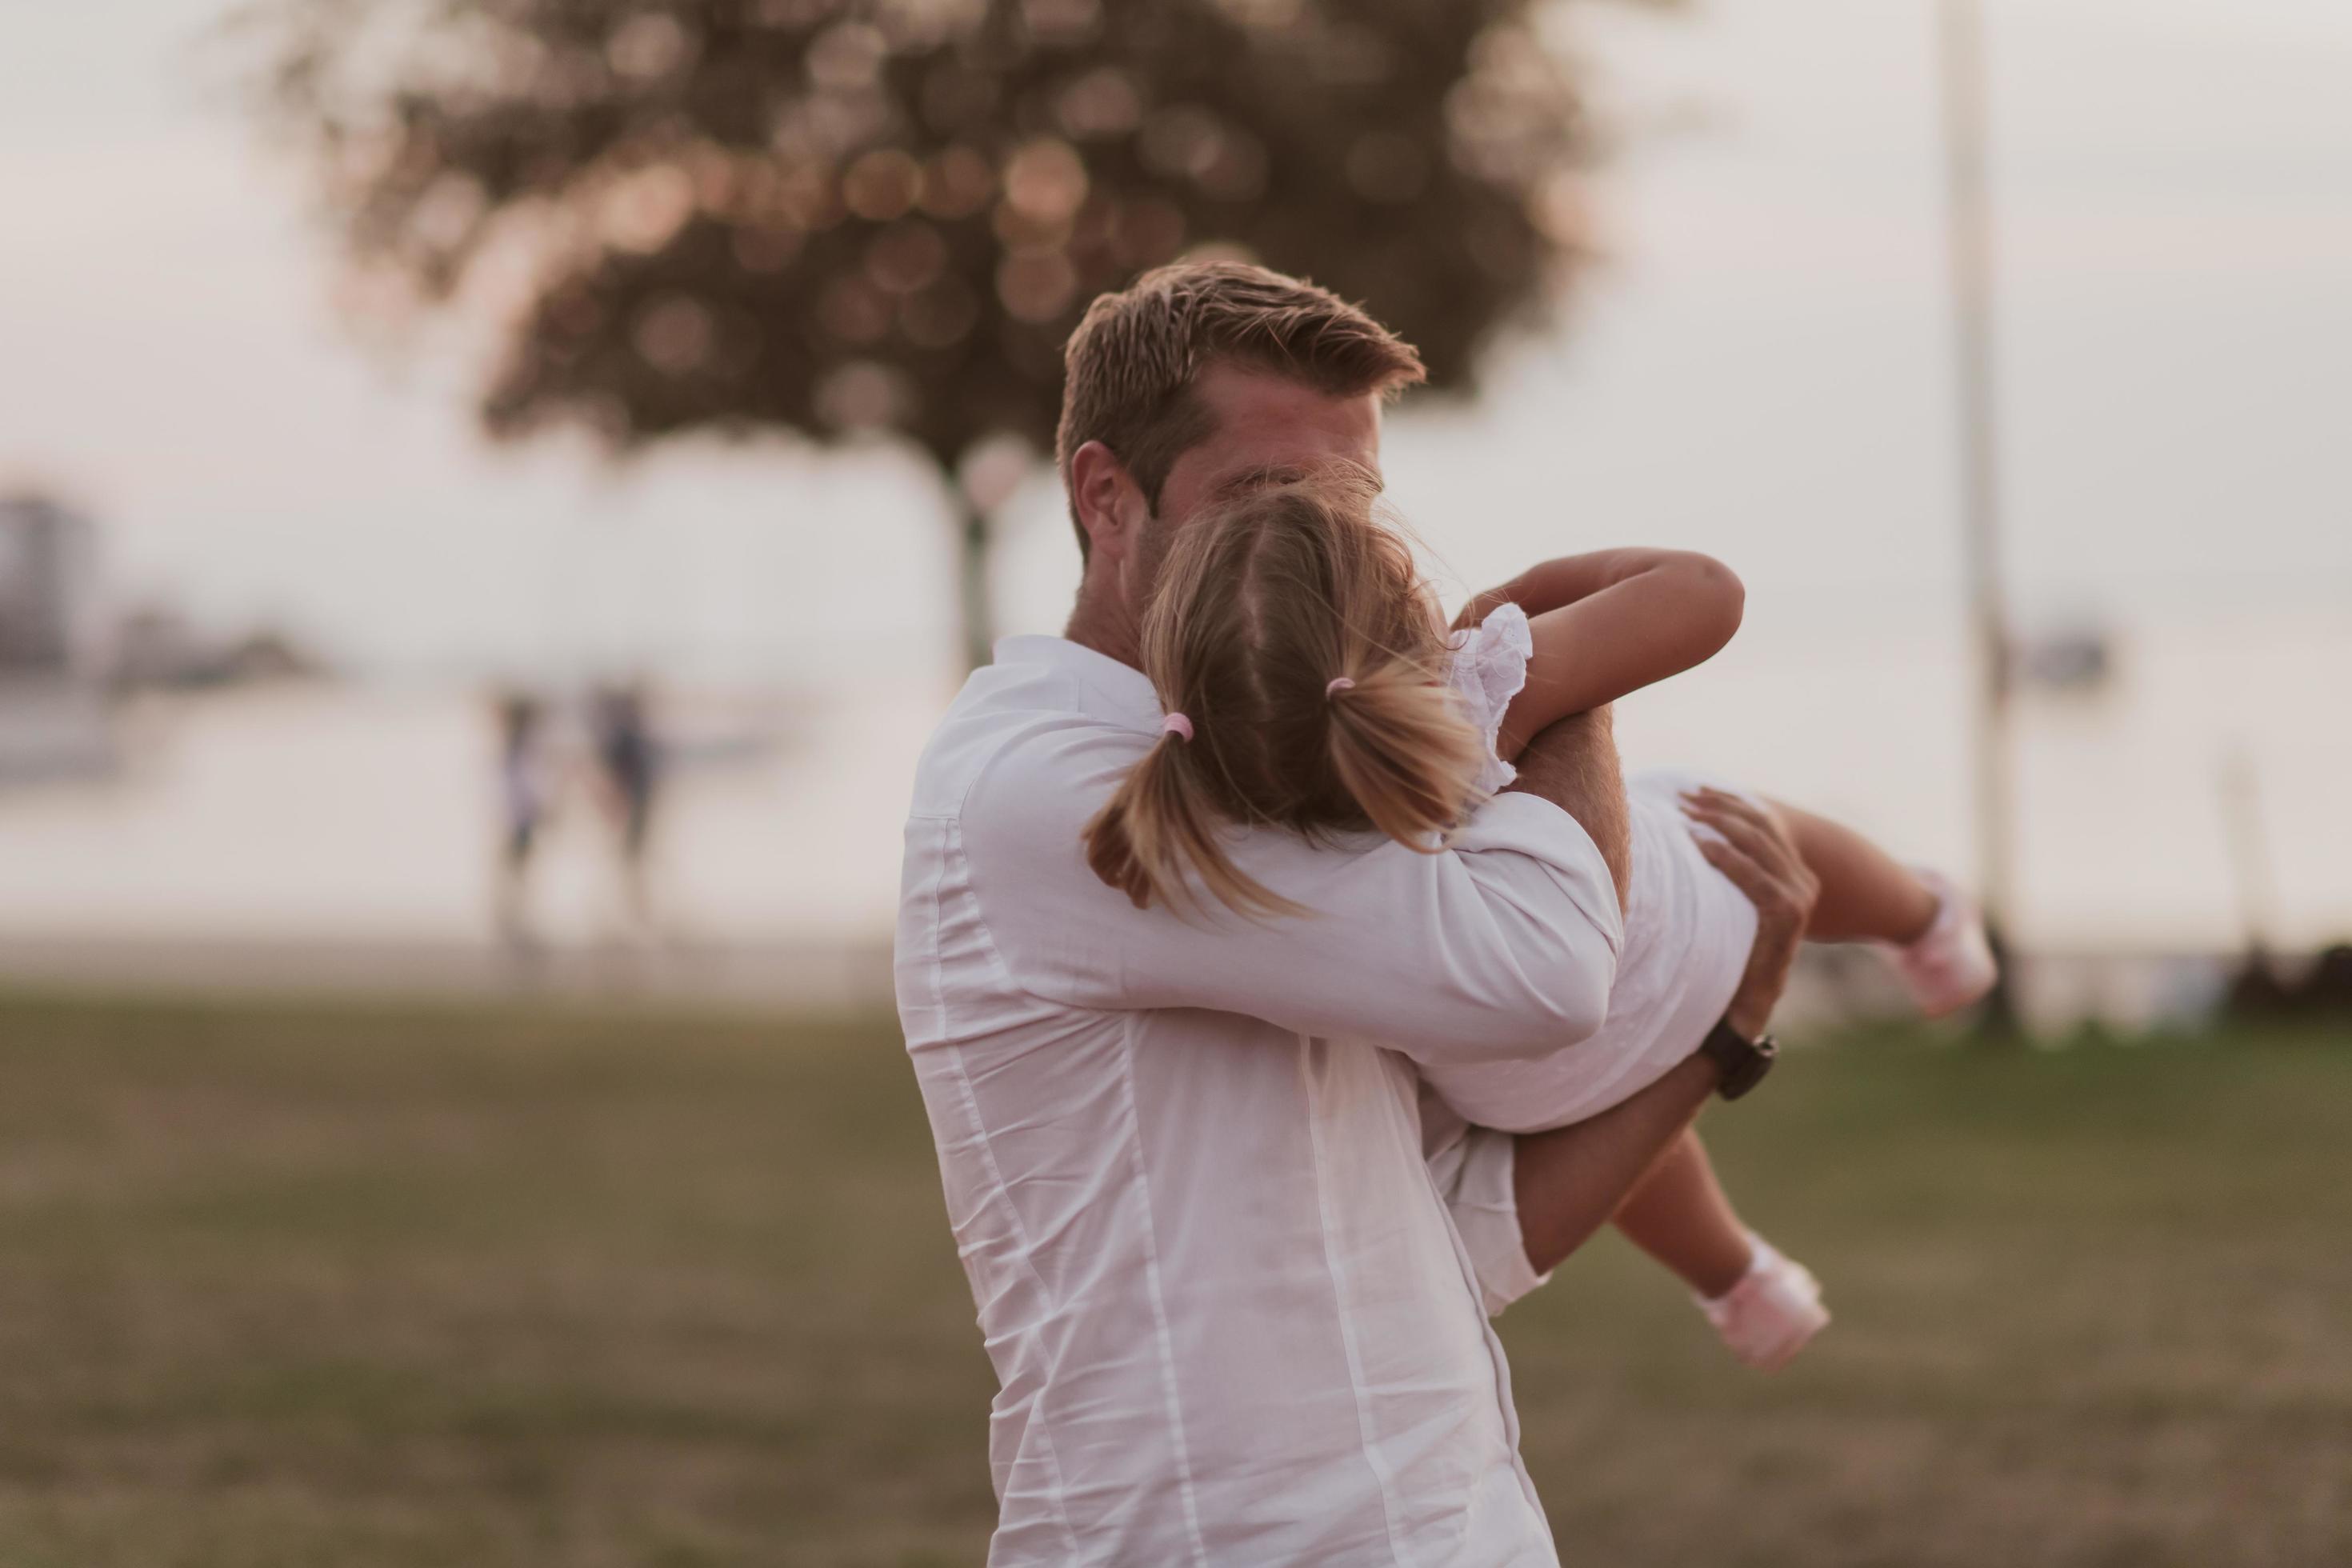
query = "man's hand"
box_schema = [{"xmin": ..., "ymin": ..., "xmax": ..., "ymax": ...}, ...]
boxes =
[{"xmin": 1682, "ymin": 788, "xmax": 1819, "ymax": 1040}]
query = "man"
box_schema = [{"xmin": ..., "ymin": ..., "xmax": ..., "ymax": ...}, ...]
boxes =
[{"xmin": 895, "ymin": 262, "xmax": 1818, "ymax": 1564}]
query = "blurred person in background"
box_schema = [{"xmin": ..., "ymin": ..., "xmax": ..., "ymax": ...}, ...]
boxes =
[
  {"xmin": 491, "ymin": 689, "xmax": 552, "ymax": 954},
  {"xmin": 590, "ymin": 682, "xmax": 662, "ymax": 938},
  {"xmin": 895, "ymin": 262, "xmax": 1820, "ymax": 1564}
]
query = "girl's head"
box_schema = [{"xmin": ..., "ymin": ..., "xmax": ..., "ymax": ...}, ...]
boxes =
[{"xmin": 1083, "ymin": 466, "xmax": 1486, "ymax": 916}]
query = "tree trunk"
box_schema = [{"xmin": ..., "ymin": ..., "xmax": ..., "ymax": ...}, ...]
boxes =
[
  {"xmin": 1972, "ymin": 920, "xmax": 2022, "ymax": 1042},
  {"xmin": 955, "ymin": 494, "xmax": 995, "ymax": 673}
]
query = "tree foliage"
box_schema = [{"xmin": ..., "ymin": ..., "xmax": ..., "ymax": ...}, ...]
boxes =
[{"xmin": 249, "ymin": 0, "xmax": 1613, "ymax": 665}]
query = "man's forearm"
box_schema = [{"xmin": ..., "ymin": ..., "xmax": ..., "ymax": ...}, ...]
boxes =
[
  {"xmin": 1511, "ymin": 1054, "xmax": 1719, "ymax": 1275},
  {"xmin": 1504, "ymin": 705, "xmax": 1631, "ymax": 910}
]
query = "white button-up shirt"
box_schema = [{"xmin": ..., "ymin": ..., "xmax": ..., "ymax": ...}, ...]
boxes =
[{"xmin": 894, "ymin": 636, "xmax": 1626, "ymax": 1566}]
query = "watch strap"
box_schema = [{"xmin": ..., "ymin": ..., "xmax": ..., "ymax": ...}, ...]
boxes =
[{"xmin": 1699, "ymin": 1017, "xmax": 1778, "ymax": 1101}]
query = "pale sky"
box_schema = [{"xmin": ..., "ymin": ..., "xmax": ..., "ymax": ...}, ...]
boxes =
[{"xmin": 2, "ymin": 0, "xmax": 2348, "ymax": 687}]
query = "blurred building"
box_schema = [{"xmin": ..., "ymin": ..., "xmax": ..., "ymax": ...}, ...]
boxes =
[
  {"xmin": 0, "ymin": 493, "xmax": 113, "ymax": 783},
  {"xmin": 0, "ymin": 494, "xmax": 100, "ymax": 674}
]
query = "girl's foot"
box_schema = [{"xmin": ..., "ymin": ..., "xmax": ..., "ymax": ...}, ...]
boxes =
[
  {"xmin": 1700, "ymin": 1235, "xmax": 1830, "ymax": 1372},
  {"xmin": 1884, "ymin": 870, "xmax": 1998, "ymax": 1018}
]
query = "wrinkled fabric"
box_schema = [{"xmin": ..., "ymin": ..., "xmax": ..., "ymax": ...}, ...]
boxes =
[
  {"xmin": 894, "ymin": 635, "xmax": 1626, "ymax": 1566},
  {"xmin": 1429, "ymin": 610, "xmax": 1762, "ymax": 1131},
  {"xmin": 1447, "ymin": 602, "xmax": 1536, "ymax": 799}
]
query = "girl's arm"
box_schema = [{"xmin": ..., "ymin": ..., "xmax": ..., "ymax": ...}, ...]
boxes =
[{"xmin": 1458, "ymin": 550, "xmax": 1745, "ymax": 762}]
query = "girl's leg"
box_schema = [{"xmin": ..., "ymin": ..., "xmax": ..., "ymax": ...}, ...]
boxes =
[
  {"xmin": 1614, "ymin": 1127, "xmax": 1833, "ymax": 1370},
  {"xmin": 1729, "ymin": 793, "xmax": 1998, "ymax": 1018},
  {"xmin": 1610, "ymin": 1127, "xmax": 1754, "ymax": 1298},
  {"xmin": 1762, "ymin": 798, "xmax": 1939, "ymax": 944}
]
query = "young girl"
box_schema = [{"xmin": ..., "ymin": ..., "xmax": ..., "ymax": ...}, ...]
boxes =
[{"xmin": 1084, "ymin": 467, "xmax": 1997, "ymax": 1371}]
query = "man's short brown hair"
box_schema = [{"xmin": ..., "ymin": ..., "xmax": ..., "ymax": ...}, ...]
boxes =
[{"xmin": 1055, "ymin": 262, "xmax": 1426, "ymax": 554}]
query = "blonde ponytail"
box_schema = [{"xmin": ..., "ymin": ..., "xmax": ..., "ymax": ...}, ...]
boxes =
[
  {"xmin": 1324, "ymin": 663, "xmax": 1489, "ymax": 851},
  {"xmin": 1079, "ymin": 462, "xmax": 1482, "ymax": 919},
  {"xmin": 1083, "ymin": 730, "xmax": 1302, "ymax": 918}
]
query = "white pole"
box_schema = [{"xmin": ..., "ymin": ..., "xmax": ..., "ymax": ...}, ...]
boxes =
[{"xmin": 1937, "ymin": 0, "xmax": 2017, "ymax": 998}]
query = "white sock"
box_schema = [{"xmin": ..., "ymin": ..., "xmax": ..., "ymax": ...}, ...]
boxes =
[{"xmin": 1699, "ymin": 1233, "xmax": 1767, "ymax": 1305}]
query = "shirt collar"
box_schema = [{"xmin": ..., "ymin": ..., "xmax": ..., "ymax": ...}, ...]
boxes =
[{"xmin": 993, "ymin": 635, "xmax": 1164, "ymax": 734}]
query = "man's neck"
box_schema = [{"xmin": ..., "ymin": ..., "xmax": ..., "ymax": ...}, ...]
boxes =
[{"xmin": 1062, "ymin": 585, "xmax": 1142, "ymax": 672}]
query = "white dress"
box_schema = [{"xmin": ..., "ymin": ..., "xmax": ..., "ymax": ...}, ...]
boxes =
[{"xmin": 1422, "ymin": 604, "xmax": 1763, "ymax": 1134}]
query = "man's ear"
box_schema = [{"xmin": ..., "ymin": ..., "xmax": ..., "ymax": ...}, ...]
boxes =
[{"xmin": 1068, "ymin": 441, "xmax": 1146, "ymax": 564}]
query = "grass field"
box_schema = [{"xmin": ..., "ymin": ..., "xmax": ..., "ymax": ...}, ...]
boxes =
[{"xmin": 0, "ymin": 992, "xmax": 2346, "ymax": 1566}]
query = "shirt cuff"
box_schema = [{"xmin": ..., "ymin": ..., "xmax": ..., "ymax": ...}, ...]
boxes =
[
  {"xmin": 1451, "ymin": 791, "xmax": 1625, "ymax": 957},
  {"xmin": 1424, "ymin": 1093, "xmax": 1554, "ymax": 1318}
]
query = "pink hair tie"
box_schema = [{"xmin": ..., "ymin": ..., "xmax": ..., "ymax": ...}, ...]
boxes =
[
  {"xmin": 1161, "ymin": 712, "xmax": 1194, "ymax": 742},
  {"xmin": 1326, "ymin": 677, "xmax": 1356, "ymax": 697}
]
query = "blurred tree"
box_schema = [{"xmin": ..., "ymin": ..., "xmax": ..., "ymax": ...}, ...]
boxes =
[{"xmin": 246, "ymin": 0, "xmax": 1617, "ymax": 670}]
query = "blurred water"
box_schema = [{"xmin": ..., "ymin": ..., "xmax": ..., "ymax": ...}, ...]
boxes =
[
  {"xmin": 1610, "ymin": 602, "xmax": 2351, "ymax": 954},
  {"xmin": 0, "ymin": 606, "xmax": 2342, "ymax": 959}
]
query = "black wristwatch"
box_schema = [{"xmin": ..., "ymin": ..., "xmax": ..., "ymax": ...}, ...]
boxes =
[{"xmin": 1697, "ymin": 1016, "xmax": 1778, "ymax": 1101}]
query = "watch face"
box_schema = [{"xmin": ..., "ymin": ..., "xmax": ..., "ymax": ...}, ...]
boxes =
[{"xmin": 1708, "ymin": 1024, "xmax": 1774, "ymax": 1101}]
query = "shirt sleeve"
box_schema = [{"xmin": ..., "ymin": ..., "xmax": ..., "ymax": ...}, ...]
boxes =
[
  {"xmin": 958, "ymin": 722, "xmax": 1624, "ymax": 1066},
  {"xmin": 1421, "ymin": 1086, "xmax": 1551, "ymax": 1317}
]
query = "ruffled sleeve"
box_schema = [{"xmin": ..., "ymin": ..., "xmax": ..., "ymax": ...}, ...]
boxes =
[{"xmin": 1446, "ymin": 602, "xmax": 1534, "ymax": 798}]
